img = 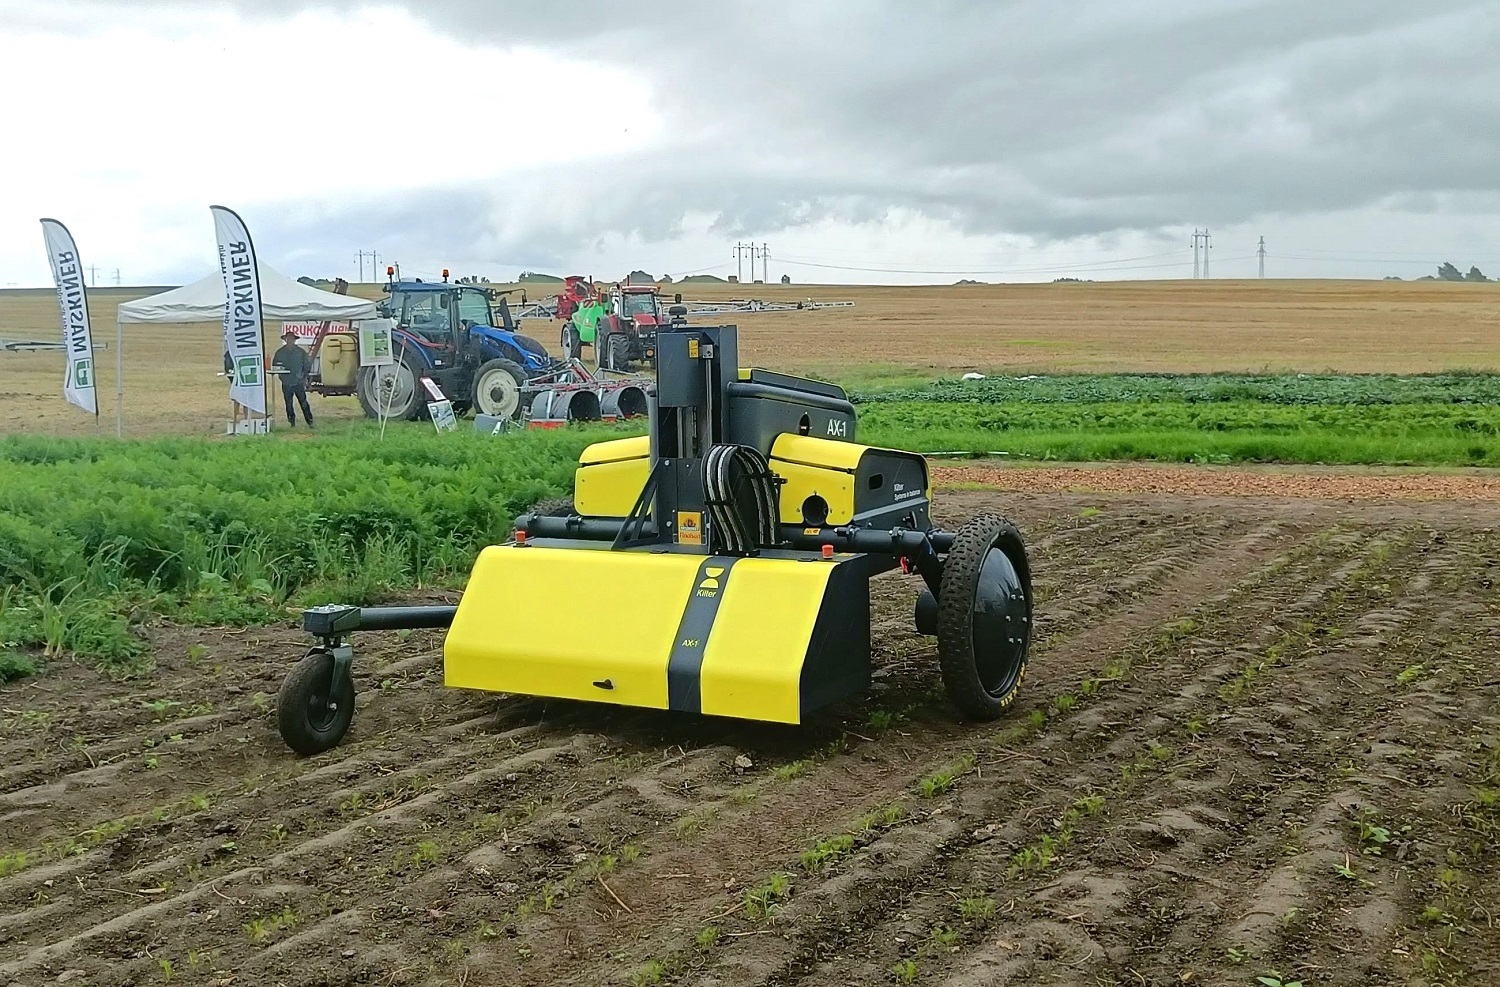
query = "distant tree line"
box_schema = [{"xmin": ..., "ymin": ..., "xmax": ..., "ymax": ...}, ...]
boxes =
[
  {"xmin": 1435, "ymin": 262, "xmax": 1489, "ymax": 282},
  {"xmin": 1393, "ymin": 263, "xmax": 1492, "ymax": 282}
]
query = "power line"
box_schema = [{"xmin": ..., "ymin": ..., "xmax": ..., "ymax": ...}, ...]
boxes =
[
  {"xmin": 1273, "ymin": 254, "xmax": 1439, "ymax": 265},
  {"xmin": 671, "ymin": 262, "xmax": 736, "ymax": 279},
  {"xmin": 1274, "ymin": 246, "xmax": 1457, "ymax": 259},
  {"xmin": 773, "ymin": 252, "xmax": 1192, "ymax": 277},
  {"xmin": 775, "ymin": 249, "xmax": 1182, "ymax": 274}
]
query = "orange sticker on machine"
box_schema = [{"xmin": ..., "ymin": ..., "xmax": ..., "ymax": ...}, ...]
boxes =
[{"xmin": 677, "ymin": 511, "xmax": 703, "ymax": 545}]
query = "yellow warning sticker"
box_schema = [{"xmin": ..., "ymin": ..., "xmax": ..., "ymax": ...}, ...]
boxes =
[
  {"xmin": 678, "ymin": 511, "xmax": 703, "ymax": 545},
  {"xmin": 803, "ymin": 527, "xmax": 822, "ymax": 535},
  {"xmin": 687, "ymin": 338, "xmax": 700, "ymax": 358}
]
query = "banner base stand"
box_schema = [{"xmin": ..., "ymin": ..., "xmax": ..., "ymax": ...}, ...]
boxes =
[{"xmin": 227, "ymin": 417, "xmax": 270, "ymax": 435}]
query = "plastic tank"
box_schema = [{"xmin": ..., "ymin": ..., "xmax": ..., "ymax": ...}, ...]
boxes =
[{"xmin": 319, "ymin": 333, "xmax": 358, "ymax": 387}]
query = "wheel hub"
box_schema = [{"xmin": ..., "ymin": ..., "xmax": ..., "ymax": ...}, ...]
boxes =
[
  {"xmin": 477, "ymin": 371, "xmax": 519, "ymax": 417},
  {"xmin": 371, "ymin": 364, "xmax": 415, "ymax": 412},
  {"xmin": 969, "ymin": 543, "xmax": 1030, "ymax": 697},
  {"xmin": 304, "ymin": 687, "xmax": 338, "ymax": 730}
]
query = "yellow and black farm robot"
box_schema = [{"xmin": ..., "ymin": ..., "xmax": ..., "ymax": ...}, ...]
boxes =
[{"xmin": 276, "ymin": 323, "xmax": 1033, "ymax": 754}]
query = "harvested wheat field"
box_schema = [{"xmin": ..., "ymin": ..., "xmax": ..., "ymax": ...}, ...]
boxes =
[
  {"xmin": 1, "ymin": 279, "xmax": 1498, "ymax": 437},
  {"xmin": 2, "ymin": 482, "xmax": 1497, "ymax": 987}
]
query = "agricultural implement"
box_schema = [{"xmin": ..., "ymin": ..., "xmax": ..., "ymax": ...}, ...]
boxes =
[
  {"xmin": 275, "ymin": 322, "xmax": 1033, "ymax": 755},
  {"xmin": 518, "ymin": 357, "xmax": 651, "ymax": 427},
  {"xmin": 308, "ymin": 270, "xmax": 580, "ymax": 422}
]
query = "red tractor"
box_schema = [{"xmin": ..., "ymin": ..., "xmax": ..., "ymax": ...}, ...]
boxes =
[{"xmin": 558, "ymin": 282, "xmax": 686, "ymax": 371}]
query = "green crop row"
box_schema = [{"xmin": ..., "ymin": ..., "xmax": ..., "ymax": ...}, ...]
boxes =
[
  {"xmin": 858, "ymin": 400, "xmax": 1500, "ymax": 436},
  {"xmin": 851, "ymin": 372, "xmax": 1500, "ymax": 406},
  {"xmin": 0, "ymin": 426, "xmax": 608, "ymax": 672},
  {"xmin": 857, "ymin": 400, "xmax": 1500, "ymax": 466}
]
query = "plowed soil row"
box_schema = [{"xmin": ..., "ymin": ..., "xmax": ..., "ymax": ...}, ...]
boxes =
[{"xmin": 2, "ymin": 489, "xmax": 1498, "ymax": 987}]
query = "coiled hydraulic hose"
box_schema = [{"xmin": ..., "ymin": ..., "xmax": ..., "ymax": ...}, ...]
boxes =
[{"xmin": 703, "ymin": 444, "xmax": 780, "ymax": 555}]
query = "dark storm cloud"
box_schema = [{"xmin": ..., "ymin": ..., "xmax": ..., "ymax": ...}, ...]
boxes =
[{"xmin": 79, "ymin": 0, "xmax": 1500, "ymax": 252}]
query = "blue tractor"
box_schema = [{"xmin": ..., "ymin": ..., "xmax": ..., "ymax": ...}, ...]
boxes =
[{"xmin": 355, "ymin": 276, "xmax": 560, "ymax": 421}]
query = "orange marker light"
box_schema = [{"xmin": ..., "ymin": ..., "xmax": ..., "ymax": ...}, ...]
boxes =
[{"xmin": 515, "ymin": 530, "xmax": 527, "ymax": 545}]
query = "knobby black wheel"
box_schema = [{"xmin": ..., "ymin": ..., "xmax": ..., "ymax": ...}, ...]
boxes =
[
  {"xmin": 935, "ymin": 513, "xmax": 1033, "ymax": 720},
  {"xmin": 277, "ymin": 649, "xmax": 355, "ymax": 755}
]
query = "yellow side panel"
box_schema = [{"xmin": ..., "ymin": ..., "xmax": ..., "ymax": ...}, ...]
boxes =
[
  {"xmin": 770, "ymin": 459, "xmax": 855, "ymax": 525},
  {"xmin": 699, "ymin": 559, "xmax": 834, "ymax": 724},
  {"xmin": 579, "ymin": 434, "xmax": 650, "ymax": 466},
  {"xmin": 575, "ymin": 455, "xmax": 650, "ymax": 517},
  {"xmin": 771, "ymin": 433, "xmax": 868, "ymax": 471},
  {"xmin": 444, "ymin": 546, "xmax": 704, "ymax": 707}
]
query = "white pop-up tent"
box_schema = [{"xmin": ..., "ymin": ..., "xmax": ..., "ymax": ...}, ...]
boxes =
[
  {"xmin": 117, "ymin": 262, "xmax": 377, "ymax": 323},
  {"xmin": 108, "ymin": 263, "xmax": 379, "ymax": 435}
]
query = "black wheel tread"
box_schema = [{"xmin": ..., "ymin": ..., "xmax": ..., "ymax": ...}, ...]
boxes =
[
  {"xmin": 606, "ymin": 334, "xmax": 631, "ymax": 371},
  {"xmin": 935, "ymin": 512, "xmax": 1032, "ymax": 721},
  {"xmin": 277, "ymin": 650, "xmax": 355, "ymax": 756}
]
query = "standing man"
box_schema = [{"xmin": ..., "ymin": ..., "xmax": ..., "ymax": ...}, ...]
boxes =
[{"xmin": 272, "ymin": 329, "xmax": 314, "ymax": 428}]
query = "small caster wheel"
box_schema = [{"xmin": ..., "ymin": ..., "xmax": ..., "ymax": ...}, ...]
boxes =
[
  {"xmin": 936, "ymin": 513, "xmax": 1033, "ymax": 720},
  {"xmin": 277, "ymin": 649, "xmax": 354, "ymax": 755}
]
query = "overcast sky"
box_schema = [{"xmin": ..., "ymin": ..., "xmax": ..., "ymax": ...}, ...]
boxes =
[{"xmin": 2, "ymin": 0, "xmax": 1498, "ymax": 286}]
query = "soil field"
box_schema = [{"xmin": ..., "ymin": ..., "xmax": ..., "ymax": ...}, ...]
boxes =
[
  {"xmin": 3, "ymin": 483, "xmax": 1498, "ymax": 987},
  {"xmin": 2, "ymin": 279, "xmax": 1498, "ymax": 437}
]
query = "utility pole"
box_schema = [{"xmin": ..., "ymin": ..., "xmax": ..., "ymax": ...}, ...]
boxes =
[
  {"xmin": 750, "ymin": 243, "xmax": 769, "ymax": 283},
  {"xmin": 355, "ymin": 249, "xmax": 381, "ymax": 282},
  {"xmin": 87, "ymin": 264, "xmax": 97, "ymax": 286},
  {"xmin": 113, "ymin": 269, "xmax": 121, "ymax": 286},
  {"xmin": 733, "ymin": 242, "xmax": 750, "ymax": 283},
  {"xmin": 1190, "ymin": 229, "xmax": 1212, "ymax": 279},
  {"xmin": 1257, "ymin": 236, "xmax": 1266, "ymax": 279}
]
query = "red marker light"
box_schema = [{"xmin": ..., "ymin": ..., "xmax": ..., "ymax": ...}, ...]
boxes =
[
  {"xmin": 386, "ymin": 265, "xmax": 394, "ymax": 276},
  {"xmin": 515, "ymin": 530, "xmax": 527, "ymax": 545},
  {"xmin": 821, "ymin": 544, "xmax": 834, "ymax": 559}
]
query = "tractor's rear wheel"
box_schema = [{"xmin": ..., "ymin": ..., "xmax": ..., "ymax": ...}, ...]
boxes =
[
  {"xmin": 473, "ymin": 358, "xmax": 528, "ymax": 419},
  {"xmin": 935, "ymin": 513, "xmax": 1032, "ymax": 720},
  {"xmin": 277, "ymin": 650, "xmax": 355, "ymax": 756},
  {"xmin": 355, "ymin": 353, "xmax": 422, "ymax": 420},
  {"xmin": 605, "ymin": 334, "xmax": 631, "ymax": 372},
  {"xmin": 561, "ymin": 325, "xmax": 582, "ymax": 360}
]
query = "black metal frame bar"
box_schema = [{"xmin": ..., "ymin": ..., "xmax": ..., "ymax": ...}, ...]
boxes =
[{"xmin": 302, "ymin": 603, "xmax": 458, "ymax": 640}]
